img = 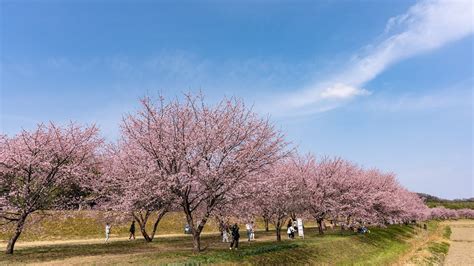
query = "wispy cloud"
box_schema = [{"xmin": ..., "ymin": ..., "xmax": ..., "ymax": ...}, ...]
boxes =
[
  {"xmin": 361, "ymin": 85, "xmax": 472, "ymax": 112},
  {"xmin": 268, "ymin": 0, "xmax": 473, "ymax": 116}
]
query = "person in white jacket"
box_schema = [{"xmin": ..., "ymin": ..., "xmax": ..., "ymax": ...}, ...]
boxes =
[
  {"xmin": 287, "ymin": 225, "xmax": 295, "ymax": 239},
  {"xmin": 222, "ymin": 223, "xmax": 230, "ymax": 243},
  {"xmin": 250, "ymin": 221, "xmax": 255, "ymax": 240},
  {"xmin": 245, "ymin": 223, "xmax": 252, "ymax": 241},
  {"xmin": 105, "ymin": 223, "xmax": 112, "ymax": 243}
]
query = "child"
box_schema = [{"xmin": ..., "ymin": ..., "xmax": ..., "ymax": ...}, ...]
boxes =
[{"xmin": 105, "ymin": 223, "xmax": 112, "ymax": 243}]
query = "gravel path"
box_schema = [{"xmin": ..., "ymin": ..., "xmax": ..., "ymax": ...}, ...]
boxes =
[{"xmin": 445, "ymin": 221, "xmax": 474, "ymax": 265}]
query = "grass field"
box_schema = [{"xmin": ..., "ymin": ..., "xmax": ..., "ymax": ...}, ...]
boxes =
[
  {"xmin": 1, "ymin": 222, "xmax": 421, "ymax": 265},
  {"xmin": 3, "ymin": 211, "xmax": 458, "ymax": 265}
]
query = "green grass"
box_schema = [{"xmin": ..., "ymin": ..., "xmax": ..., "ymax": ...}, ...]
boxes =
[
  {"xmin": 442, "ymin": 226, "xmax": 452, "ymax": 239},
  {"xmin": 0, "ymin": 224, "xmax": 418, "ymax": 265},
  {"xmin": 408, "ymin": 222, "xmax": 451, "ymax": 265},
  {"xmin": 425, "ymin": 241, "xmax": 450, "ymax": 265},
  {"xmin": 423, "ymin": 225, "xmax": 451, "ymax": 264}
]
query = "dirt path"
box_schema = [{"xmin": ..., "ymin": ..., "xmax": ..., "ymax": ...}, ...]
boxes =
[
  {"xmin": 445, "ymin": 220, "xmax": 474, "ymax": 265},
  {"xmin": 0, "ymin": 233, "xmax": 210, "ymax": 249}
]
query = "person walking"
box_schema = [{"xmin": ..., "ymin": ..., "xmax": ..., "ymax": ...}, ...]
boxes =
[
  {"xmin": 222, "ymin": 223, "xmax": 230, "ymax": 243},
  {"xmin": 245, "ymin": 222, "xmax": 252, "ymax": 242},
  {"xmin": 129, "ymin": 221, "xmax": 136, "ymax": 240},
  {"xmin": 250, "ymin": 221, "xmax": 255, "ymax": 240},
  {"xmin": 287, "ymin": 220, "xmax": 293, "ymax": 239},
  {"xmin": 287, "ymin": 224, "xmax": 295, "ymax": 239},
  {"xmin": 105, "ymin": 223, "xmax": 112, "ymax": 243},
  {"xmin": 230, "ymin": 223, "xmax": 240, "ymax": 250}
]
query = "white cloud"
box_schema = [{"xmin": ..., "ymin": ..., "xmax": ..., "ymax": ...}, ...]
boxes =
[
  {"xmin": 270, "ymin": 0, "xmax": 474, "ymax": 116},
  {"xmin": 320, "ymin": 84, "xmax": 370, "ymax": 99}
]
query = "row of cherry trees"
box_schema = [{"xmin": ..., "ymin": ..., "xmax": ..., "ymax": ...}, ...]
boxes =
[
  {"xmin": 430, "ymin": 207, "xmax": 474, "ymax": 220},
  {"xmin": 250, "ymin": 155, "xmax": 432, "ymax": 241},
  {"xmin": 0, "ymin": 95, "xmax": 471, "ymax": 254}
]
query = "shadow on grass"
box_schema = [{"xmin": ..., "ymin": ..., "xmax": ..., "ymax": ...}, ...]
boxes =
[{"xmin": 0, "ymin": 235, "xmax": 198, "ymax": 264}]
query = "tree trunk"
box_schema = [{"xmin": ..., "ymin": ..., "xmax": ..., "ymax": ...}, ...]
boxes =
[
  {"xmin": 276, "ymin": 227, "xmax": 281, "ymax": 241},
  {"xmin": 275, "ymin": 220, "xmax": 282, "ymax": 241},
  {"xmin": 317, "ymin": 218, "xmax": 325, "ymax": 235},
  {"xmin": 149, "ymin": 209, "xmax": 167, "ymax": 241},
  {"xmin": 6, "ymin": 213, "xmax": 28, "ymax": 254},
  {"xmin": 140, "ymin": 227, "xmax": 152, "ymax": 242},
  {"xmin": 182, "ymin": 202, "xmax": 209, "ymax": 253},
  {"xmin": 263, "ymin": 216, "xmax": 269, "ymax": 232},
  {"xmin": 192, "ymin": 232, "xmax": 201, "ymax": 252},
  {"xmin": 132, "ymin": 211, "xmax": 152, "ymax": 242}
]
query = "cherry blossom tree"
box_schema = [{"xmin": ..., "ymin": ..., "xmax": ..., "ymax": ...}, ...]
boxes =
[
  {"xmin": 301, "ymin": 155, "xmax": 429, "ymax": 233},
  {"xmin": 0, "ymin": 123, "xmax": 102, "ymax": 254},
  {"xmin": 430, "ymin": 207, "xmax": 459, "ymax": 220},
  {"xmin": 456, "ymin": 208, "xmax": 474, "ymax": 219},
  {"xmin": 120, "ymin": 95, "xmax": 287, "ymax": 252},
  {"xmin": 302, "ymin": 156, "xmax": 353, "ymax": 234},
  {"xmin": 331, "ymin": 164, "xmax": 373, "ymax": 227},
  {"xmin": 356, "ymin": 169, "xmax": 402, "ymax": 225},
  {"xmin": 392, "ymin": 189, "xmax": 428, "ymax": 223},
  {"xmin": 360, "ymin": 170, "xmax": 428, "ymax": 225},
  {"xmin": 98, "ymin": 142, "xmax": 175, "ymax": 242},
  {"xmin": 254, "ymin": 156, "xmax": 305, "ymax": 241}
]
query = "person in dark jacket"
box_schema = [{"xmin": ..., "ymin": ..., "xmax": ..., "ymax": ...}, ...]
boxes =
[
  {"xmin": 129, "ymin": 221, "xmax": 136, "ymax": 240},
  {"xmin": 230, "ymin": 223, "xmax": 240, "ymax": 250}
]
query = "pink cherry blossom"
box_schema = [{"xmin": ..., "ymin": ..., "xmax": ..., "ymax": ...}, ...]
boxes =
[
  {"xmin": 0, "ymin": 123, "xmax": 102, "ymax": 254},
  {"xmin": 112, "ymin": 94, "xmax": 287, "ymax": 251}
]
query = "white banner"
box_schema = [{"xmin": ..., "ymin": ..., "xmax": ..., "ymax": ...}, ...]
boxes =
[{"xmin": 297, "ymin": 218, "xmax": 304, "ymax": 238}]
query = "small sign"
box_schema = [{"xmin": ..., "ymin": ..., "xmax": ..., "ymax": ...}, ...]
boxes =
[{"xmin": 297, "ymin": 218, "xmax": 304, "ymax": 238}]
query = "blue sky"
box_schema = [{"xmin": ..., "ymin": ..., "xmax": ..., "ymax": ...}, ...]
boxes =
[{"xmin": 1, "ymin": 0, "xmax": 472, "ymax": 199}]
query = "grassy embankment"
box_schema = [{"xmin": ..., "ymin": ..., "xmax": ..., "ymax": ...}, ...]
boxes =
[
  {"xmin": 1, "ymin": 211, "xmax": 423, "ymax": 265},
  {"xmin": 422, "ymin": 223, "xmax": 451, "ymax": 264},
  {"xmin": 0, "ymin": 211, "xmax": 317, "ymax": 242},
  {"xmin": 406, "ymin": 220, "xmax": 452, "ymax": 265}
]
